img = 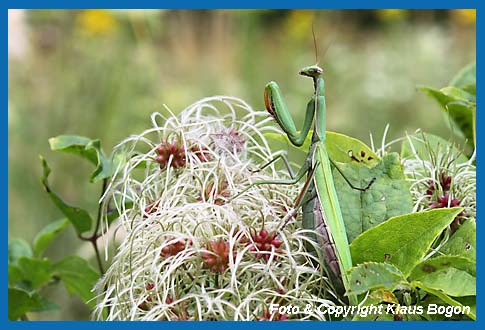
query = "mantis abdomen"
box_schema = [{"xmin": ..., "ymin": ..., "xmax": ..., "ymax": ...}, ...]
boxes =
[{"xmin": 301, "ymin": 182, "xmax": 344, "ymax": 293}]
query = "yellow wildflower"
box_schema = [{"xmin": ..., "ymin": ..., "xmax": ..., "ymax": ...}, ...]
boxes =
[
  {"xmin": 77, "ymin": 10, "xmax": 117, "ymax": 36},
  {"xmin": 286, "ymin": 10, "xmax": 315, "ymax": 42},
  {"xmin": 451, "ymin": 9, "xmax": 476, "ymax": 26},
  {"xmin": 377, "ymin": 9, "xmax": 408, "ymax": 22}
]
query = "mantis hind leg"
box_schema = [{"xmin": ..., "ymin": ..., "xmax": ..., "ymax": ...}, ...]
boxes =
[
  {"xmin": 230, "ymin": 160, "xmax": 310, "ymax": 202},
  {"xmin": 249, "ymin": 153, "xmax": 295, "ymax": 179},
  {"xmin": 278, "ymin": 162, "xmax": 319, "ymax": 231}
]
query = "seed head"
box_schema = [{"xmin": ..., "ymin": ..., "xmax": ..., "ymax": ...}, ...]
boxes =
[
  {"xmin": 155, "ymin": 141, "xmax": 186, "ymax": 169},
  {"xmin": 160, "ymin": 238, "xmax": 192, "ymax": 258},
  {"xmin": 201, "ymin": 239, "xmax": 232, "ymax": 273},
  {"xmin": 248, "ymin": 228, "xmax": 283, "ymax": 261}
]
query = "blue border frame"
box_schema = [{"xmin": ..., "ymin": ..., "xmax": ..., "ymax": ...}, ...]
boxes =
[
  {"xmin": 2, "ymin": 1, "xmax": 481, "ymax": 9},
  {"xmin": 4, "ymin": 0, "xmax": 480, "ymax": 328}
]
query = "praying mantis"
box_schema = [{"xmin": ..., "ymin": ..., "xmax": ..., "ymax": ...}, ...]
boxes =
[{"xmin": 235, "ymin": 59, "xmax": 375, "ymax": 306}]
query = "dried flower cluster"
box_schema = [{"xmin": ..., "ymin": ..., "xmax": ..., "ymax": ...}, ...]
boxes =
[
  {"xmin": 401, "ymin": 134, "xmax": 475, "ymax": 224},
  {"xmin": 93, "ymin": 97, "xmax": 336, "ymax": 320}
]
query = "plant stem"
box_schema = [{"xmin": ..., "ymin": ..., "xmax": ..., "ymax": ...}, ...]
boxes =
[{"xmin": 78, "ymin": 178, "xmax": 108, "ymax": 275}]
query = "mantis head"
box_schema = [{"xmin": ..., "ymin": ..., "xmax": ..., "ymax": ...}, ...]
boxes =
[{"xmin": 299, "ymin": 65, "xmax": 323, "ymax": 78}]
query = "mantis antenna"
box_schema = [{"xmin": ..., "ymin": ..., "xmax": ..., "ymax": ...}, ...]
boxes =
[
  {"xmin": 312, "ymin": 24, "xmax": 336, "ymax": 66},
  {"xmin": 312, "ymin": 23, "xmax": 319, "ymax": 65}
]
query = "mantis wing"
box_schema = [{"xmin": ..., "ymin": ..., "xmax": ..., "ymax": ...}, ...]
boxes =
[{"xmin": 313, "ymin": 142, "xmax": 355, "ymax": 303}]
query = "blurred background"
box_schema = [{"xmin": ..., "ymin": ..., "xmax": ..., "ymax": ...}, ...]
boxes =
[{"xmin": 8, "ymin": 9, "xmax": 475, "ymax": 319}]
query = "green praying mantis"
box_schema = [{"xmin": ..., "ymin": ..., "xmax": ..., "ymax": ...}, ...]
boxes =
[{"xmin": 234, "ymin": 54, "xmax": 375, "ymax": 306}]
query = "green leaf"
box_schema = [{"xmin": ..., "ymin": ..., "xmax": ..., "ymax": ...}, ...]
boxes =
[
  {"xmin": 401, "ymin": 132, "xmax": 468, "ymax": 164},
  {"xmin": 414, "ymin": 282, "xmax": 476, "ymax": 320},
  {"xmin": 410, "ymin": 255, "xmax": 475, "ymax": 279},
  {"xmin": 39, "ymin": 156, "xmax": 92, "ymax": 235},
  {"xmin": 265, "ymin": 131, "xmax": 380, "ymax": 165},
  {"xmin": 54, "ymin": 256, "xmax": 100, "ymax": 308},
  {"xmin": 350, "ymin": 207, "xmax": 463, "ymax": 276},
  {"xmin": 440, "ymin": 219, "xmax": 475, "ymax": 261},
  {"xmin": 326, "ymin": 132, "xmax": 379, "ymax": 165},
  {"xmin": 410, "ymin": 255, "xmax": 475, "ymax": 298},
  {"xmin": 454, "ymin": 296, "xmax": 476, "ymax": 319},
  {"xmin": 49, "ymin": 135, "xmax": 121, "ymax": 183},
  {"xmin": 334, "ymin": 153, "xmax": 413, "ymax": 242},
  {"xmin": 33, "ymin": 218, "xmax": 70, "ymax": 257},
  {"xmin": 441, "ymin": 86, "xmax": 475, "ymax": 103},
  {"xmin": 8, "ymin": 264, "xmax": 22, "ymax": 286},
  {"xmin": 87, "ymin": 140, "xmax": 123, "ymax": 182},
  {"xmin": 418, "ymin": 86, "xmax": 475, "ymax": 147},
  {"xmin": 8, "ymin": 288, "xmax": 58, "ymax": 320},
  {"xmin": 49, "ymin": 135, "xmax": 98, "ymax": 164},
  {"xmin": 449, "ymin": 62, "xmax": 475, "ymax": 88},
  {"xmin": 8, "ymin": 239, "xmax": 33, "ymax": 264},
  {"xmin": 9, "ymin": 288, "xmax": 36, "ymax": 320},
  {"xmin": 16, "ymin": 257, "xmax": 53, "ymax": 290},
  {"xmin": 418, "ymin": 268, "xmax": 475, "ymax": 297},
  {"xmin": 347, "ymin": 262, "xmax": 405, "ymax": 295},
  {"xmin": 445, "ymin": 102, "xmax": 475, "ymax": 146}
]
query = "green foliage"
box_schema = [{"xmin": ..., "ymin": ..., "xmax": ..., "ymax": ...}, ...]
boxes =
[
  {"xmin": 439, "ymin": 219, "xmax": 475, "ymax": 261},
  {"xmin": 48, "ymin": 135, "xmax": 122, "ymax": 183},
  {"xmin": 418, "ymin": 63, "xmax": 476, "ymax": 148},
  {"xmin": 15, "ymin": 257, "xmax": 53, "ymax": 290},
  {"xmin": 33, "ymin": 218, "xmax": 70, "ymax": 257},
  {"xmin": 334, "ymin": 152, "xmax": 413, "ymax": 242},
  {"xmin": 350, "ymin": 207, "xmax": 462, "ymax": 276},
  {"xmin": 325, "ymin": 132, "xmax": 380, "ymax": 165},
  {"xmin": 347, "ymin": 262, "xmax": 405, "ymax": 295},
  {"xmin": 54, "ymin": 256, "xmax": 100, "ymax": 309},
  {"xmin": 8, "ymin": 242, "xmax": 59, "ymax": 320},
  {"xmin": 415, "ymin": 283, "xmax": 475, "ymax": 320},
  {"xmin": 48, "ymin": 135, "xmax": 98, "ymax": 164},
  {"xmin": 9, "ymin": 134, "xmax": 109, "ymax": 320},
  {"xmin": 266, "ymin": 131, "xmax": 379, "ymax": 165},
  {"xmin": 414, "ymin": 265, "xmax": 475, "ymax": 297},
  {"xmin": 8, "ymin": 235, "xmax": 101, "ymax": 320},
  {"xmin": 347, "ymin": 207, "xmax": 475, "ymax": 320},
  {"xmin": 8, "ymin": 288, "xmax": 58, "ymax": 321},
  {"xmin": 8, "ymin": 239, "xmax": 33, "ymax": 263},
  {"xmin": 40, "ymin": 156, "xmax": 93, "ymax": 235},
  {"xmin": 410, "ymin": 255, "xmax": 475, "ymax": 279}
]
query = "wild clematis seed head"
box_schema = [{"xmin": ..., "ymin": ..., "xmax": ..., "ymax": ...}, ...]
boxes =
[
  {"xmin": 190, "ymin": 145, "xmax": 212, "ymax": 162},
  {"xmin": 201, "ymin": 239, "xmax": 232, "ymax": 273},
  {"xmin": 155, "ymin": 141, "xmax": 187, "ymax": 169},
  {"xmin": 160, "ymin": 238, "xmax": 192, "ymax": 258},
  {"xmin": 248, "ymin": 228, "xmax": 283, "ymax": 261},
  {"xmin": 212, "ymin": 127, "xmax": 246, "ymax": 154},
  {"xmin": 94, "ymin": 97, "xmax": 330, "ymax": 321}
]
